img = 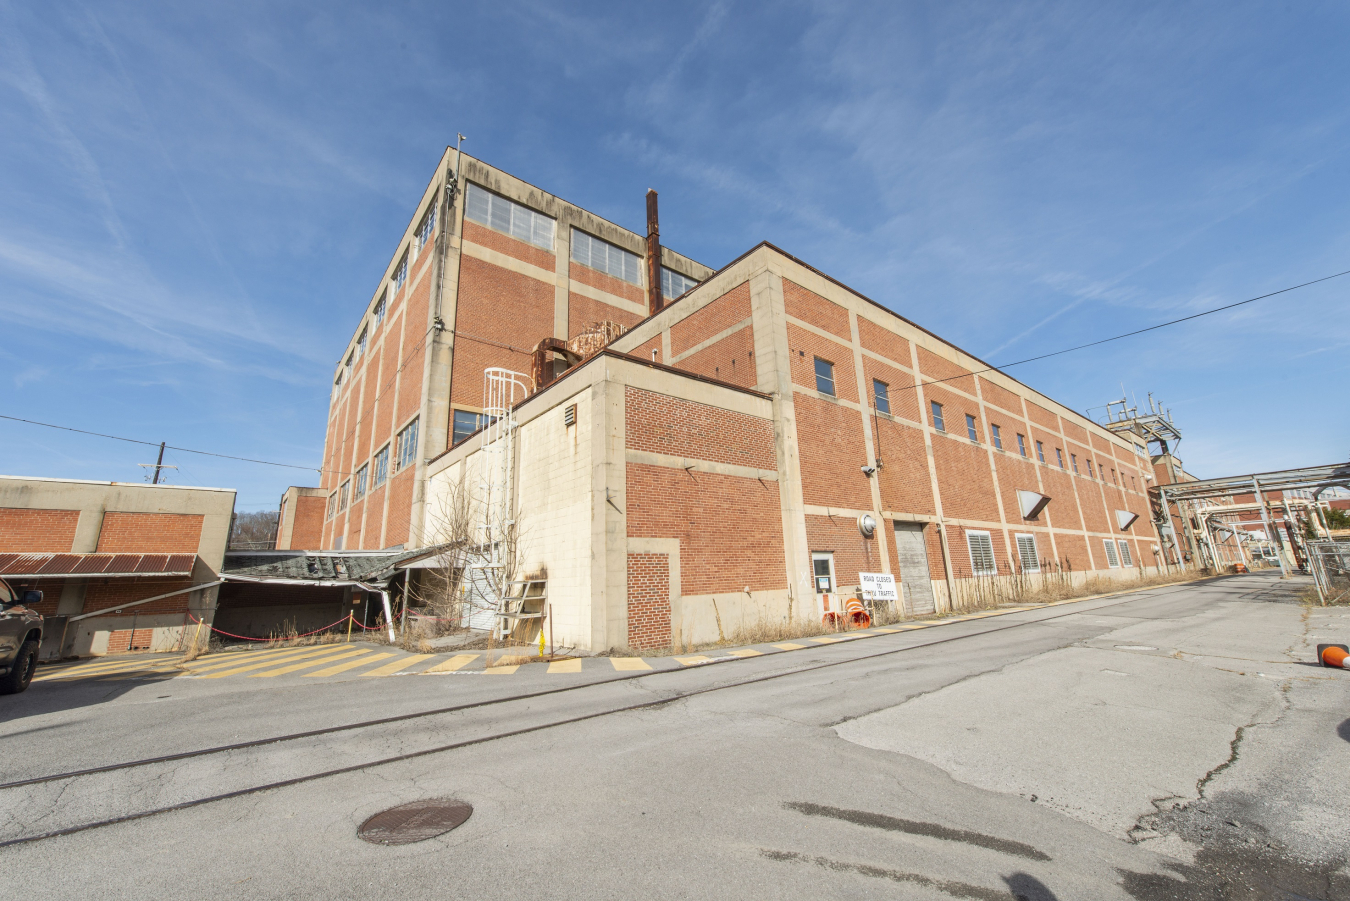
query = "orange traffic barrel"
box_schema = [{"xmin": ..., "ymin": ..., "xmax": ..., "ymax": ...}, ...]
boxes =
[
  {"xmin": 844, "ymin": 598, "xmax": 872, "ymax": 629},
  {"xmin": 1318, "ymin": 644, "xmax": 1348, "ymax": 668}
]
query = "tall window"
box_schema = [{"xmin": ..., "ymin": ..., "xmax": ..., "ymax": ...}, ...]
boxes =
[
  {"xmin": 353, "ymin": 464, "xmax": 368, "ymax": 501},
  {"xmin": 1130, "ymin": 476, "xmax": 1136, "ymax": 490},
  {"xmin": 373, "ymin": 292, "xmax": 387, "ymax": 327},
  {"xmin": 326, "ymin": 491, "xmax": 338, "ymax": 519},
  {"xmin": 572, "ymin": 230, "xmax": 641, "ymax": 285},
  {"xmin": 465, "ymin": 184, "xmax": 555, "ymax": 250},
  {"xmin": 1112, "ymin": 468, "xmax": 1118, "ymax": 485},
  {"xmin": 966, "ymin": 414, "xmax": 979, "ymax": 442},
  {"xmin": 372, "ymin": 445, "xmax": 390, "ymax": 489},
  {"xmin": 661, "ymin": 267, "xmax": 699, "ymax": 299},
  {"xmin": 1035, "ymin": 440, "xmax": 1045, "ymax": 463},
  {"xmin": 931, "ymin": 401, "xmax": 945, "ymax": 432},
  {"xmin": 392, "ymin": 252, "xmax": 408, "ymax": 293},
  {"xmin": 1102, "ymin": 539, "xmax": 1120, "ymax": 568},
  {"xmin": 1071, "ymin": 454, "xmax": 1079, "ymax": 474},
  {"xmin": 452, "ymin": 409, "xmax": 492, "ymax": 445},
  {"xmin": 1056, "ymin": 448, "xmax": 1065, "ymax": 469},
  {"xmin": 873, "ymin": 380, "xmax": 890, "ymax": 414},
  {"xmin": 1117, "ymin": 540, "xmax": 1133, "ymax": 567},
  {"xmin": 814, "ymin": 357, "xmax": 835, "ymax": 396},
  {"xmin": 338, "ymin": 481, "xmax": 350, "ymax": 513},
  {"xmin": 1017, "ymin": 434, "xmax": 1027, "ymax": 457},
  {"xmin": 991, "ymin": 424, "xmax": 1003, "ymax": 450},
  {"xmin": 1015, "ymin": 534, "xmax": 1040, "ymax": 573},
  {"xmin": 356, "ymin": 326, "xmax": 368, "ymax": 359},
  {"xmin": 416, "ymin": 204, "xmax": 437, "ymax": 250},
  {"xmin": 395, "ymin": 418, "xmax": 419, "ymax": 472},
  {"xmin": 966, "ymin": 531, "xmax": 997, "ymax": 576}
]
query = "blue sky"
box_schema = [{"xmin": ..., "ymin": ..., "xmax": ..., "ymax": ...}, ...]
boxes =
[{"xmin": 2, "ymin": 1, "xmax": 1347, "ymax": 512}]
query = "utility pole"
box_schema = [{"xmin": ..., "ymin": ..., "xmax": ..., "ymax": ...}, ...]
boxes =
[{"xmin": 152, "ymin": 442, "xmax": 166, "ymax": 485}]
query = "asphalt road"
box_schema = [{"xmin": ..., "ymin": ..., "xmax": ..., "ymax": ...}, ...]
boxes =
[{"xmin": 2, "ymin": 573, "xmax": 1347, "ymax": 900}]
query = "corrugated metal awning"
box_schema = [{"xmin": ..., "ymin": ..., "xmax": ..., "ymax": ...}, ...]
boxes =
[{"xmin": 0, "ymin": 552, "xmax": 198, "ymax": 579}]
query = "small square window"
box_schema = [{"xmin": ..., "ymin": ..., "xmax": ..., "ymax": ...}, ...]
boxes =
[
  {"xmin": 814, "ymin": 357, "xmax": 835, "ymax": 396},
  {"xmin": 931, "ymin": 401, "xmax": 945, "ymax": 432},
  {"xmin": 1017, "ymin": 434, "xmax": 1027, "ymax": 457},
  {"xmin": 452, "ymin": 409, "xmax": 491, "ymax": 446},
  {"xmin": 1036, "ymin": 440, "xmax": 1045, "ymax": 463},
  {"xmin": 966, "ymin": 414, "xmax": 978, "ymax": 442},
  {"xmin": 873, "ymin": 380, "xmax": 890, "ymax": 415},
  {"xmin": 991, "ymin": 424, "xmax": 1003, "ymax": 450}
]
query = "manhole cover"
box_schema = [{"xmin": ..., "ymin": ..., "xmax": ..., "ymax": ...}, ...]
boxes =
[{"xmin": 358, "ymin": 798, "xmax": 473, "ymax": 845}]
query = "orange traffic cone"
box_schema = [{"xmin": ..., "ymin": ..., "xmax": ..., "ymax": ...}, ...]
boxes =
[{"xmin": 1318, "ymin": 644, "xmax": 1348, "ymax": 668}]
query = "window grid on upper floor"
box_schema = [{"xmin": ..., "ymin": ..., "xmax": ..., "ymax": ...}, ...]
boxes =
[
  {"xmin": 991, "ymin": 424, "xmax": 1003, "ymax": 450},
  {"xmin": 873, "ymin": 380, "xmax": 890, "ymax": 415},
  {"xmin": 814, "ymin": 357, "xmax": 835, "ymax": 396},
  {"xmin": 1036, "ymin": 440, "xmax": 1045, "ymax": 463},
  {"xmin": 931, "ymin": 401, "xmax": 945, "ymax": 432},
  {"xmin": 395, "ymin": 418, "xmax": 420, "ymax": 473},
  {"xmin": 353, "ymin": 465, "xmax": 368, "ymax": 501},
  {"xmin": 572, "ymin": 230, "xmax": 641, "ymax": 285},
  {"xmin": 416, "ymin": 204, "xmax": 437, "ymax": 250},
  {"xmin": 372, "ymin": 445, "xmax": 389, "ymax": 489},
  {"xmin": 966, "ymin": 414, "xmax": 978, "ymax": 443},
  {"xmin": 661, "ymin": 267, "xmax": 699, "ymax": 300},
  {"xmin": 373, "ymin": 292, "xmax": 387, "ymax": 327},
  {"xmin": 1017, "ymin": 434, "xmax": 1027, "ymax": 457},
  {"xmin": 465, "ymin": 183, "xmax": 555, "ymax": 251},
  {"xmin": 392, "ymin": 252, "xmax": 408, "ymax": 293}
]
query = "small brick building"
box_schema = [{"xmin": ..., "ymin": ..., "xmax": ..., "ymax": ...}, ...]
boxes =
[{"xmin": 0, "ymin": 476, "xmax": 235, "ymax": 657}]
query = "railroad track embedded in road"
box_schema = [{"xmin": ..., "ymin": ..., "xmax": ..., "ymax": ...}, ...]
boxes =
[{"xmin": 0, "ymin": 582, "xmax": 1211, "ymax": 849}]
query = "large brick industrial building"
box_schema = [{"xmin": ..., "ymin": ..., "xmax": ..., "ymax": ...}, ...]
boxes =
[{"xmin": 291, "ymin": 149, "xmax": 1164, "ymax": 651}]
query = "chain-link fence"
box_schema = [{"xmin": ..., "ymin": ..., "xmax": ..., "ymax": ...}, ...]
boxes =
[{"xmin": 1307, "ymin": 540, "xmax": 1350, "ymax": 605}]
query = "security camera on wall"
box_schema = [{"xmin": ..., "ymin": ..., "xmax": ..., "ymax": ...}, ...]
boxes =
[{"xmin": 861, "ymin": 465, "xmax": 877, "ymax": 477}]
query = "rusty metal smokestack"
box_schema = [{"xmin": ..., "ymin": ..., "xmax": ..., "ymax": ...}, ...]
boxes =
[{"xmin": 645, "ymin": 189, "xmax": 661, "ymax": 315}]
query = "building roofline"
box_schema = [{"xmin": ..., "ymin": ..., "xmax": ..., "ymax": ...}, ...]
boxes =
[
  {"xmin": 0, "ymin": 475, "xmax": 236, "ymax": 494},
  {"xmin": 649, "ymin": 240, "xmax": 1140, "ymax": 448}
]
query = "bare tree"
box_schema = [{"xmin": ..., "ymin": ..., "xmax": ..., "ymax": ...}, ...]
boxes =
[{"xmin": 229, "ymin": 510, "xmax": 279, "ymax": 550}]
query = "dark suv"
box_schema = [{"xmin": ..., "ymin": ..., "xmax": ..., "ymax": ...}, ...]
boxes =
[{"xmin": 0, "ymin": 579, "xmax": 43, "ymax": 694}]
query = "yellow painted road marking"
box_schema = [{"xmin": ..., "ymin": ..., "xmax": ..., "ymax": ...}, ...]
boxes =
[
  {"xmin": 97, "ymin": 666, "xmax": 182, "ymax": 681},
  {"xmin": 547, "ymin": 658, "xmax": 582, "ymax": 673},
  {"xmin": 186, "ymin": 646, "xmax": 330, "ymax": 674},
  {"xmin": 183, "ymin": 648, "xmax": 297, "ymax": 672},
  {"xmin": 305, "ymin": 652, "xmax": 395, "ymax": 678},
  {"xmin": 251, "ymin": 649, "xmax": 371, "ymax": 678},
  {"xmin": 727, "ymin": 649, "xmax": 763, "ymax": 657},
  {"xmin": 40, "ymin": 657, "xmax": 174, "ymax": 680},
  {"xmin": 423, "ymin": 654, "xmax": 479, "ymax": 673},
  {"xmin": 360, "ymin": 654, "xmax": 433, "ymax": 678},
  {"xmin": 610, "ymin": 657, "xmax": 652, "ymax": 671},
  {"xmin": 870, "ymin": 628, "xmax": 902, "ymax": 633},
  {"xmin": 772, "ymin": 643, "xmax": 805, "ymax": 650},
  {"xmin": 485, "ymin": 665, "xmax": 519, "ymax": 674},
  {"xmin": 895, "ymin": 624, "xmax": 929, "ymax": 630},
  {"xmin": 810, "ymin": 637, "xmax": 846, "ymax": 644},
  {"xmin": 675, "ymin": 655, "xmax": 710, "ymax": 665},
  {"xmin": 204, "ymin": 646, "xmax": 350, "ymax": 678}
]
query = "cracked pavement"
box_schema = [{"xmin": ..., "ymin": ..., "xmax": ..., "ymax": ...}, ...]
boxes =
[{"xmin": 2, "ymin": 573, "xmax": 1347, "ymax": 899}]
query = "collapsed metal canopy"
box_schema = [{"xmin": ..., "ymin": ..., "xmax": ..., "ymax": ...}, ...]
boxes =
[{"xmin": 1153, "ymin": 463, "xmax": 1350, "ymax": 503}]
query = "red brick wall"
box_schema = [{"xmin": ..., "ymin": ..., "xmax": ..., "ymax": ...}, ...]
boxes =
[
  {"xmin": 384, "ymin": 470, "xmax": 415, "ymax": 548},
  {"xmin": 783, "ymin": 279, "xmax": 850, "ymax": 339},
  {"xmin": 463, "ymin": 220, "xmax": 556, "ymax": 272},
  {"xmin": 874, "ymin": 420, "xmax": 936, "ymax": 515},
  {"xmin": 669, "ymin": 282, "xmax": 752, "ymax": 356},
  {"xmin": 626, "ymin": 464, "xmax": 787, "ymax": 596},
  {"xmin": 630, "ymin": 335, "xmax": 662, "ymax": 363},
  {"xmin": 862, "ymin": 355, "xmax": 920, "ymax": 423},
  {"xmin": 96, "ymin": 513, "xmax": 202, "ymax": 554},
  {"xmin": 290, "ymin": 496, "xmax": 326, "ymax": 550},
  {"xmin": 451, "ymin": 256, "xmax": 553, "ymax": 406},
  {"xmin": 978, "ymin": 377, "xmax": 1024, "ymax": 416},
  {"xmin": 107, "ymin": 628, "xmax": 155, "ymax": 653},
  {"xmin": 671, "ymin": 327, "xmax": 757, "ymax": 389},
  {"xmin": 787, "ymin": 324, "xmax": 858, "ymax": 401},
  {"xmin": 569, "ymin": 292, "xmax": 642, "ymax": 335},
  {"xmin": 946, "ymin": 524, "xmax": 1009, "ymax": 578},
  {"xmin": 792, "ymin": 394, "xmax": 874, "ymax": 511},
  {"xmin": 83, "ymin": 579, "xmax": 195, "ymax": 615},
  {"xmin": 805, "ymin": 514, "xmax": 884, "ymax": 588},
  {"xmin": 0, "ymin": 508, "xmax": 80, "ymax": 552},
  {"xmin": 625, "ymin": 388, "xmax": 777, "ymax": 470},
  {"xmin": 930, "ymin": 434, "xmax": 1001, "ymax": 523},
  {"xmin": 918, "ymin": 347, "xmax": 976, "ymax": 396},
  {"xmin": 626, "ymin": 553, "xmax": 671, "ymax": 649},
  {"xmin": 569, "ymin": 260, "xmax": 645, "ymax": 305},
  {"xmin": 858, "ymin": 317, "xmax": 911, "ymax": 365}
]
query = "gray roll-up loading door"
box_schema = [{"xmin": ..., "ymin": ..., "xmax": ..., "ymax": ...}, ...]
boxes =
[{"xmin": 893, "ymin": 522, "xmax": 936, "ymax": 615}]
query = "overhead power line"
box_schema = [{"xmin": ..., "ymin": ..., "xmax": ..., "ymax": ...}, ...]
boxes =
[{"xmin": 2, "ymin": 265, "xmax": 1346, "ymax": 473}]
